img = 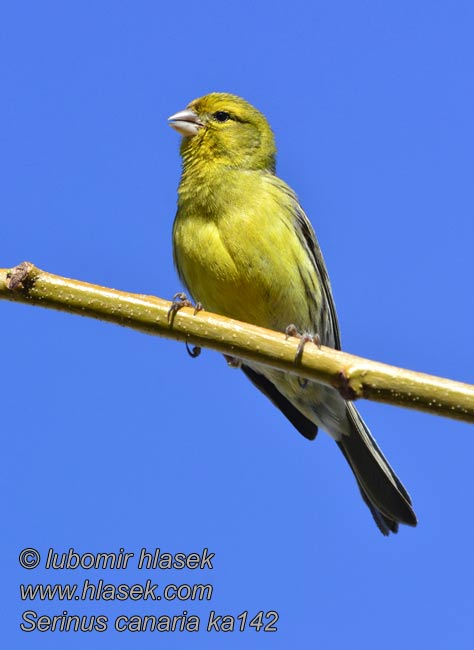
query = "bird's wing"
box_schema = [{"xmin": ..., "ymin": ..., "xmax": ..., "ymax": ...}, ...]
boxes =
[
  {"xmin": 292, "ymin": 203, "xmax": 342, "ymax": 351},
  {"xmin": 265, "ymin": 174, "xmax": 341, "ymax": 350}
]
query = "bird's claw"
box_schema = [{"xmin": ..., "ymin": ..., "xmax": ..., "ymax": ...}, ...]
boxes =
[
  {"xmin": 285, "ymin": 324, "xmax": 321, "ymax": 388},
  {"xmin": 186, "ymin": 342, "xmax": 202, "ymax": 358},
  {"xmin": 168, "ymin": 293, "xmax": 203, "ymax": 359},
  {"xmin": 285, "ymin": 324, "xmax": 321, "ymax": 362},
  {"xmin": 167, "ymin": 292, "xmax": 203, "ymax": 323}
]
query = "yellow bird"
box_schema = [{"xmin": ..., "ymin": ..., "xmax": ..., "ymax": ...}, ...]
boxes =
[{"xmin": 169, "ymin": 92, "xmax": 417, "ymax": 534}]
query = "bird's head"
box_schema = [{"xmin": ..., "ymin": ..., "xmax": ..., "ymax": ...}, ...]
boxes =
[{"xmin": 168, "ymin": 93, "xmax": 276, "ymax": 173}]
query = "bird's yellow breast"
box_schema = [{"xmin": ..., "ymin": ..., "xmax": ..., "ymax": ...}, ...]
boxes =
[{"xmin": 173, "ymin": 170, "xmax": 322, "ymax": 331}]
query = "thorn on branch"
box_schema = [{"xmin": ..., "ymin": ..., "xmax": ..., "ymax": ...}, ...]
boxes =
[{"xmin": 6, "ymin": 261, "xmax": 35, "ymax": 291}]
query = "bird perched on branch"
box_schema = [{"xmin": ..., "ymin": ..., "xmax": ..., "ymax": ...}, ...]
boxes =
[{"xmin": 169, "ymin": 92, "xmax": 417, "ymax": 534}]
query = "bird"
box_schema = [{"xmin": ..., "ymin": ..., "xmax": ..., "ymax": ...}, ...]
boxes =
[{"xmin": 168, "ymin": 92, "xmax": 417, "ymax": 535}]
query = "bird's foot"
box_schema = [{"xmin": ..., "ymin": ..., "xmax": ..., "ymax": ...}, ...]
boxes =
[
  {"xmin": 285, "ymin": 324, "xmax": 321, "ymax": 361},
  {"xmin": 167, "ymin": 292, "xmax": 203, "ymax": 322},
  {"xmin": 168, "ymin": 292, "xmax": 203, "ymax": 359},
  {"xmin": 285, "ymin": 324, "xmax": 321, "ymax": 388}
]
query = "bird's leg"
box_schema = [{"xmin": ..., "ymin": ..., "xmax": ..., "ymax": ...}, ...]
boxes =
[
  {"xmin": 285, "ymin": 324, "xmax": 321, "ymax": 388},
  {"xmin": 168, "ymin": 292, "xmax": 203, "ymax": 358}
]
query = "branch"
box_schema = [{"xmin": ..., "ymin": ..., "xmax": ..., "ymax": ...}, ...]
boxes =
[{"xmin": 2, "ymin": 262, "xmax": 473, "ymax": 423}]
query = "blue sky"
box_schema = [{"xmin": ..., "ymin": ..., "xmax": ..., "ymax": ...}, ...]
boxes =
[{"xmin": 1, "ymin": 1, "xmax": 473, "ymax": 647}]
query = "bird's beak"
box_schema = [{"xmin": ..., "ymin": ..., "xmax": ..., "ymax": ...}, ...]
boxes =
[{"xmin": 168, "ymin": 109, "xmax": 204, "ymax": 137}]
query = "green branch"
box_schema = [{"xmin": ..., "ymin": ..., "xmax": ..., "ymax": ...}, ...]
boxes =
[{"xmin": 2, "ymin": 262, "xmax": 474, "ymax": 423}]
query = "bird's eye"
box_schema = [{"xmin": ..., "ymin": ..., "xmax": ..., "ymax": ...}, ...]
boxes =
[{"xmin": 213, "ymin": 111, "xmax": 231, "ymax": 122}]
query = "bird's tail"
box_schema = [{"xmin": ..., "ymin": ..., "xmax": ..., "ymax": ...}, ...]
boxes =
[{"xmin": 337, "ymin": 403, "xmax": 417, "ymax": 535}]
